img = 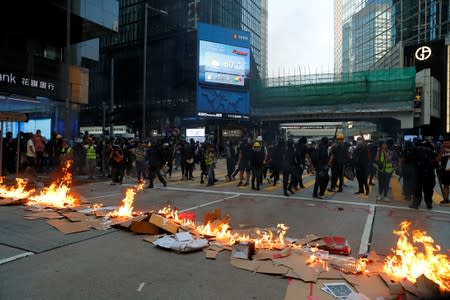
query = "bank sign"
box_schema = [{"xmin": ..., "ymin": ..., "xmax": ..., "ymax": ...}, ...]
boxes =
[
  {"xmin": 197, "ymin": 23, "xmax": 251, "ymax": 120},
  {"xmin": 0, "ymin": 71, "xmax": 57, "ymax": 98}
]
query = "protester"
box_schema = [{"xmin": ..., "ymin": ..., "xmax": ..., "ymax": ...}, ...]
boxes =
[
  {"xmin": 311, "ymin": 137, "xmax": 329, "ymax": 199},
  {"xmin": 205, "ymin": 143, "xmax": 217, "ymax": 186},
  {"xmin": 328, "ymin": 134, "xmax": 346, "ymax": 192},
  {"xmin": 375, "ymin": 140, "xmax": 394, "ymax": 201},
  {"xmin": 353, "ymin": 136, "xmax": 370, "ymax": 196},
  {"xmin": 250, "ymin": 141, "xmax": 265, "ymax": 190},
  {"xmin": 410, "ymin": 139, "xmax": 438, "ymax": 209},
  {"xmin": 438, "ymin": 137, "xmax": 450, "ymax": 204},
  {"xmin": 236, "ymin": 139, "xmax": 251, "ymax": 187},
  {"xmin": 282, "ymin": 139, "xmax": 297, "ymax": 197},
  {"xmin": 146, "ymin": 140, "xmax": 167, "ymax": 189}
]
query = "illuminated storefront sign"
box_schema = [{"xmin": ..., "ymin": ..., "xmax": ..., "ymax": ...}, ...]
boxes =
[
  {"xmin": 0, "ymin": 71, "xmax": 55, "ymax": 92},
  {"xmin": 415, "ymin": 46, "xmax": 432, "ymax": 61}
]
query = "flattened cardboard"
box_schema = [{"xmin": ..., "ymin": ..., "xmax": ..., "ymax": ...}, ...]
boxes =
[
  {"xmin": 416, "ymin": 275, "xmax": 440, "ymax": 298},
  {"xmin": 400, "ymin": 278, "xmax": 422, "ymax": 297},
  {"xmin": 84, "ymin": 219, "xmax": 109, "ymax": 230},
  {"xmin": 379, "ymin": 272, "xmax": 404, "ymax": 295},
  {"xmin": 0, "ymin": 198, "xmax": 27, "ymax": 206},
  {"xmin": 230, "ymin": 257, "xmax": 258, "ymax": 272},
  {"xmin": 46, "ymin": 219, "xmax": 90, "ymax": 234},
  {"xmin": 255, "ymin": 260, "xmax": 289, "ymax": 275},
  {"xmin": 274, "ymin": 253, "xmax": 320, "ymax": 282},
  {"xmin": 110, "ymin": 217, "xmax": 132, "ymax": 227},
  {"xmin": 204, "ymin": 249, "xmax": 220, "ymax": 259},
  {"xmin": 284, "ymin": 279, "xmax": 339, "ymax": 300},
  {"xmin": 342, "ymin": 273, "xmax": 392, "ymax": 300},
  {"xmin": 62, "ymin": 211, "xmax": 89, "ymax": 222},
  {"xmin": 149, "ymin": 213, "xmax": 179, "ymax": 234},
  {"xmin": 25, "ymin": 211, "xmax": 63, "ymax": 219},
  {"xmin": 318, "ymin": 268, "xmax": 343, "ymax": 279}
]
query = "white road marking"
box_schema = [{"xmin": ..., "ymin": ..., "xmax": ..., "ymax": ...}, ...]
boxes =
[
  {"xmin": 165, "ymin": 187, "xmax": 450, "ymax": 215},
  {"xmin": 137, "ymin": 282, "xmax": 146, "ymax": 292},
  {"xmin": 0, "ymin": 252, "xmax": 34, "ymax": 265},
  {"xmin": 179, "ymin": 194, "xmax": 240, "ymax": 213},
  {"xmin": 87, "ymin": 193, "xmax": 122, "ymax": 200},
  {"xmin": 358, "ymin": 205, "xmax": 376, "ymax": 256}
]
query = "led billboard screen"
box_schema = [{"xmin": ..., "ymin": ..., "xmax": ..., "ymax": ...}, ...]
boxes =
[
  {"xmin": 199, "ymin": 40, "xmax": 250, "ymax": 87},
  {"xmin": 197, "ymin": 23, "xmax": 251, "ymax": 120}
]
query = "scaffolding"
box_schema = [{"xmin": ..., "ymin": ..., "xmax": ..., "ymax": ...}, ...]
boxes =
[{"xmin": 252, "ymin": 67, "xmax": 416, "ymax": 108}]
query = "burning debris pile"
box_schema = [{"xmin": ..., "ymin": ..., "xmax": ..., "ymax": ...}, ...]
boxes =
[{"xmin": 1, "ymin": 167, "xmax": 448, "ymax": 299}]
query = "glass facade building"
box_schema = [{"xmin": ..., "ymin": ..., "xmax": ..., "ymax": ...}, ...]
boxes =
[
  {"xmin": 0, "ymin": 0, "xmax": 118, "ymax": 138},
  {"xmin": 86, "ymin": 0, "xmax": 268, "ymax": 139},
  {"xmin": 336, "ymin": 0, "xmax": 450, "ymax": 134}
]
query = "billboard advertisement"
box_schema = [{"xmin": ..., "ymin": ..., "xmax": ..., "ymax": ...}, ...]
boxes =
[
  {"xmin": 197, "ymin": 23, "xmax": 251, "ymax": 120},
  {"xmin": 199, "ymin": 40, "xmax": 250, "ymax": 87}
]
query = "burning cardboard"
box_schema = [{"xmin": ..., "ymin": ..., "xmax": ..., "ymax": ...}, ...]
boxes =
[
  {"xmin": 150, "ymin": 213, "xmax": 179, "ymax": 234},
  {"xmin": 0, "ymin": 177, "xmax": 34, "ymax": 200}
]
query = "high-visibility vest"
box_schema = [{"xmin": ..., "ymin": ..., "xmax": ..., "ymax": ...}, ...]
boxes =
[{"xmin": 85, "ymin": 145, "xmax": 96, "ymax": 160}]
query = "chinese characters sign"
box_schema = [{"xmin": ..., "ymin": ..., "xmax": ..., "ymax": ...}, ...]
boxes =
[{"xmin": 0, "ymin": 71, "xmax": 56, "ymax": 97}]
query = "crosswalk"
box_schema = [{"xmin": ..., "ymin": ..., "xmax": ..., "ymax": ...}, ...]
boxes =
[{"xmin": 163, "ymin": 168, "xmax": 446, "ymax": 205}]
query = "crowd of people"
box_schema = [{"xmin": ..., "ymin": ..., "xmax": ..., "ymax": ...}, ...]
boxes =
[{"xmin": 2, "ymin": 129, "xmax": 449, "ymax": 210}]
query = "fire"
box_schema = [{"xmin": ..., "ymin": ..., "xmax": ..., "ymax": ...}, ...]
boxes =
[
  {"xmin": 27, "ymin": 161, "xmax": 79, "ymax": 208},
  {"xmin": 156, "ymin": 206, "xmax": 289, "ymax": 249},
  {"xmin": 383, "ymin": 221, "xmax": 450, "ymax": 291},
  {"xmin": 0, "ymin": 177, "xmax": 34, "ymax": 199},
  {"xmin": 107, "ymin": 183, "xmax": 144, "ymax": 218}
]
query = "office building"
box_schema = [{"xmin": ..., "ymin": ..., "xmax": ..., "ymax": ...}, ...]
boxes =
[
  {"xmin": 0, "ymin": 0, "xmax": 118, "ymax": 139},
  {"xmin": 86, "ymin": 0, "xmax": 268, "ymax": 142}
]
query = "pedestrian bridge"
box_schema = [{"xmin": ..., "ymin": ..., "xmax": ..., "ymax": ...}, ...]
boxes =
[{"xmin": 252, "ymin": 67, "xmax": 416, "ymax": 128}]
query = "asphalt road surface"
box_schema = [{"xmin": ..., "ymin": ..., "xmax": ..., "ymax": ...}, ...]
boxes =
[{"xmin": 1, "ymin": 159, "xmax": 449, "ymax": 299}]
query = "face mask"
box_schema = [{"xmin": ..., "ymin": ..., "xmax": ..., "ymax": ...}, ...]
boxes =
[{"xmin": 357, "ymin": 140, "xmax": 363, "ymax": 146}]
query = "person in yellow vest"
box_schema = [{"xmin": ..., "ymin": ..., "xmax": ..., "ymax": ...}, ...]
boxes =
[
  {"xmin": 205, "ymin": 143, "xmax": 217, "ymax": 186},
  {"xmin": 376, "ymin": 140, "xmax": 395, "ymax": 201},
  {"xmin": 84, "ymin": 137, "xmax": 97, "ymax": 179},
  {"xmin": 60, "ymin": 139, "xmax": 73, "ymax": 164}
]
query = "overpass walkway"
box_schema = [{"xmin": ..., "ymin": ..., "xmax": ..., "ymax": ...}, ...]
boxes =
[{"xmin": 252, "ymin": 67, "xmax": 416, "ymax": 124}]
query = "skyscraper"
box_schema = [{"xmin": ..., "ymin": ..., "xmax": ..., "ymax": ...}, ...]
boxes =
[{"xmin": 86, "ymin": 0, "xmax": 268, "ymax": 140}]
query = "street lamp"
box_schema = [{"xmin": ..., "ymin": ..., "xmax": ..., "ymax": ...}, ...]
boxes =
[{"xmin": 142, "ymin": 3, "xmax": 168, "ymax": 140}]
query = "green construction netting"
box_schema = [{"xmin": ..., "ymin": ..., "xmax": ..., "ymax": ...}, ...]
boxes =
[{"xmin": 252, "ymin": 67, "xmax": 416, "ymax": 107}]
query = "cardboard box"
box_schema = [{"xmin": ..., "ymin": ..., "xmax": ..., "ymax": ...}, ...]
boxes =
[
  {"xmin": 149, "ymin": 213, "xmax": 179, "ymax": 234},
  {"xmin": 231, "ymin": 241, "xmax": 255, "ymax": 260},
  {"xmin": 130, "ymin": 220, "xmax": 160, "ymax": 235}
]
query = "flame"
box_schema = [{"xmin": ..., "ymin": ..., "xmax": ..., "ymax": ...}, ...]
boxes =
[
  {"xmin": 383, "ymin": 221, "xmax": 450, "ymax": 291},
  {"xmin": 107, "ymin": 183, "xmax": 144, "ymax": 218},
  {"xmin": 0, "ymin": 177, "xmax": 34, "ymax": 199},
  {"xmin": 27, "ymin": 161, "xmax": 79, "ymax": 208},
  {"xmin": 156, "ymin": 206, "xmax": 289, "ymax": 249}
]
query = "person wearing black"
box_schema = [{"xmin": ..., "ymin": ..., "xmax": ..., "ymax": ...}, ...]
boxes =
[
  {"xmin": 269, "ymin": 141, "xmax": 284, "ymax": 186},
  {"xmin": 367, "ymin": 140, "xmax": 378, "ymax": 185},
  {"xmin": 399, "ymin": 141, "xmax": 417, "ymax": 201},
  {"xmin": 352, "ymin": 137, "xmax": 370, "ymax": 195},
  {"xmin": 3, "ymin": 131, "xmax": 16, "ymax": 174},
  {"xmin": 225, "ymin": 141, "xmax": 237, "ymax": 181},
  {"xmin": 184, "ymin": 139, "xmax": 196, "ymax": 180},
  {"xmin": 250, "ymin": 142, "xmax": 265, "ymax": 190},
  {"xmin": 410, "ymin": 140, "xmax": 438, "ymax": 209},
  {"xmin": 328, "ymin": 134, "xmax": 346, "ymax": 192},
  {"xmin": 146, "ymin": 140, "xmax": 167, "ymax": 189},
  {"xmin": 282, "ymin": 139, "xmax": 297, "ymax": 197},
  {"xmin": 161, "ymin": 142, "xmax": 173, "ymax": 178},
  {"xmin": 294, "ymin": 137, "xmax": 308, "ymax": 189},
  {"xmin": 199, "ymin": 143, "xmax": 208, "ymax": 184},
  {"xmin": 237, "ymin": 139, "xmax": 252, "ymax": 186},
  {"xmin": 109, "ymin": 142, "xmax": 124, "ymax": 185},
  {"xmin": 312, "ymin": 137, "xmax": 330, "ymax": 199}
]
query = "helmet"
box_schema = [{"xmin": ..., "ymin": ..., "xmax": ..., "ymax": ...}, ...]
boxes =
[
  {"xmin": 253, "ymin": 142, "xmax": 261, "ymax": 148},
  {"xmin": 336, "ymin": 134, "xmax": 344, "ymax": 140},
  {"xmin": 256, "ymin": 136, "xmax": 263, "ymax": 142}
]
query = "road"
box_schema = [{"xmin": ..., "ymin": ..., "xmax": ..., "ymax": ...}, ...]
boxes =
[{"xmin": 1, "ymin": 158, "xmax": 449, "ymax": 299}]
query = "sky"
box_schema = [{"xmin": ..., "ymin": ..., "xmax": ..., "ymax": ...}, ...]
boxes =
[{"xmin": 267, "ymin": 0, "xmax": 334, "ymax": 77}]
